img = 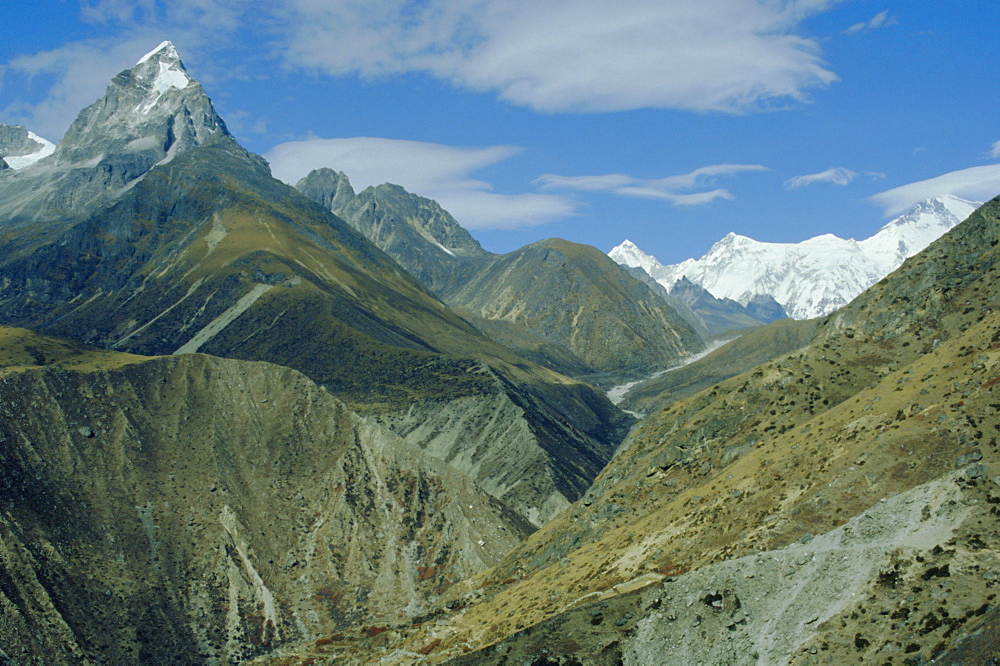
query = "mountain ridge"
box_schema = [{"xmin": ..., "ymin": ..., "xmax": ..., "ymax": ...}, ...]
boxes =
[
  {"xmin": 0, "ymin": 43, "xmax": 629, "ymax": 530},
  {"xmin": 298, "ymin": 169, "xmax": 707, "ymax": 383},
  {"xmin": 611, "ymin": 194, "xmax": 979, "ymax": 319},
  {"xmin": 329, "ymin": 196, "xmax": 1000, "ymax": 663}
]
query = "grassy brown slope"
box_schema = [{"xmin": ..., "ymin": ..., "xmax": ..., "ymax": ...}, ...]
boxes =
[
  {"xmin": 341, "ymin": 197, "xmax": 1000, "ymax": 661},
  {"xmin": 443, "ymin": 238, "xmax": 704, "ymax": 383},
  {"xmin": 620, "ymin": 317, "xmax": 819, "ymax": 414},
  {"xmin": 0, "ymin": 325, "xmax": 148, "ymax": 374}
]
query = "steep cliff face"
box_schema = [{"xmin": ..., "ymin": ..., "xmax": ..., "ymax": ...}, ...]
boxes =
[
  {"xmin": 297, "ymin": 169, "xmax": 488, "ymax": 295},
  {"xmin": 0, "ymin": 348, "xmax": 532, "ymax": 663},
  {"xmin": 378, "ymin": 368, "xmax": 628, "ymax": 526}
]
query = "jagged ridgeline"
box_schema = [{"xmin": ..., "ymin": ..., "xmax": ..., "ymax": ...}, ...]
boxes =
[
  {"xmin": 0, "ymin": 43, "xmax": 632, "ymax": 534},
  {"xmin": 297, "ymin": 168, "xmax": 706, "ymax": 384}
]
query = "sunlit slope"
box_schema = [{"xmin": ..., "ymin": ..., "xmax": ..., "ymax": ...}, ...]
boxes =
[
  {"xmin": 299, "ymin": 171, "xmax": 706, "ymax": 383},
  {"xmin": 0, "ymin": 145, "xmax": 628, "ymax": 525},
  {"xmin": 620, "ymin": 317, "xmax": 819, "ymax": 413},
  {"xmin": 359, "ymin": 198, "xmax": 1000, "ymax": 662},
  {"xmin": 442, "ymin": 239, "xmax": 705, "ymax": 382},
  {"xmin": 0, "ymin": 325, "xmax": 149, "ymax": 374}
]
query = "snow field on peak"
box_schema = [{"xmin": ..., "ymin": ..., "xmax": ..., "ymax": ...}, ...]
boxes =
[
  {"xmin": 136, "ymin": 40, "xmax": 177, "ymax": 65},
  {"xmin": 2, "ymin": 132, "xmax": 56, "ymax": 169},
  {"xmin": 138, "ymin": 61, "xmax": 193, "ymax": 114},
  {"xmin": 131, "ymin": 41, "xmax": 192, "ymax": 114},
  {"xmin": 608, "ymin": 239, "xmax": 662, "ymax": 275},
  {"xmin": 611, "ymin": 196, "xmax": 981, "ymax": 320}
]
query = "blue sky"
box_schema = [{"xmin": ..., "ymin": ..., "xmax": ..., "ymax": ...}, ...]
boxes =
[{"xmin": 2, "ymin": 1, "xmax": 999, "ymax": 263}]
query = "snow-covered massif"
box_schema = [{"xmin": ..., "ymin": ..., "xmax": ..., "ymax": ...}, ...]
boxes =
[{"xmin": 610, "ymin": 195, "xmax": 979, "ymax": 319}]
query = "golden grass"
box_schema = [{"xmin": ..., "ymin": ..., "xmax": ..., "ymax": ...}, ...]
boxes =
[{"xmin": 0, "ymin": 326, "xmax": 151, "ymax": 374}]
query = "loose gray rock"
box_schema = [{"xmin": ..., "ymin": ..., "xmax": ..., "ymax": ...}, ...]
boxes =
[{"xmin": 956, "ymin": 449, "xmax": 983, "ymax": 466}]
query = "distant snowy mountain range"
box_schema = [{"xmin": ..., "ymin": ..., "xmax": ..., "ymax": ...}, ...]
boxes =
[{"xmin": 610, "ymin": 195, "xmax": 979, "ymax": 319}]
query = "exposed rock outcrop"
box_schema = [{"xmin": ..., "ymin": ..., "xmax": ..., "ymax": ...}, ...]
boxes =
[{"xmin": 0, "ymin": 350, "xmax": 532, "ymax": 662}]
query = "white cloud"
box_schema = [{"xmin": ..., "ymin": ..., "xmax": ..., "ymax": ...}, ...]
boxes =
[
  {"xmin": 80, "ymin": 0, "xmax": 158, "ymax": 24},
  {"xmin": 5, "ymin": 0, "xmax": 846, "ymax": 140},
  {"xmin": 81, "ymin": 0, "xmax": 243, "ymax": 31},
  {"xmin": 784, "ymin": 166, "xmax": 883, "ymax": 189},
  {"xmin": 276, "ymin": 0, "xmax": 842, "ymax": 113},
  {"xmin": 844, "ymin": 10, "xmax": 897, "ymax": 35},
  {"xmin": 265, "ymin": 136, "xmax": 575, "ymax": 229},
  {"xmin": 989, "ymin": 140, "xmax": 1000, "ymax": 159},
  {"xmin": 870, "ymin": 164, "xmax": 1000, "ymax": 216},
  {"xmin": 534, "ymin": 164, "xmax": 767, "ymax": 205}
]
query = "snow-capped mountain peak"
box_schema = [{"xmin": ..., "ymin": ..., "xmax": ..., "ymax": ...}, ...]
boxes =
[
  {"xmin": 611, "ymin": 196, "xmax": 981, "ymax": 320},
  {"xmin": 52, "ymin": 40, "xmax": 230, "ymax": 168},
  {"xmin": 0, "ymin": 42, "xmax": 257, "ymax": 224},
  {"xmin": 132, "ymin": 41, "xmax": 193, "ymax": 114},
  {"xmin": 859, "ymin": 195, "xmax": 977, "ymax": 274},
  {"xmin": 608, "ymin": 239, "xmax": 662, "ymax": 274},
  {"xmin": 136, "ymin": 40, "xmax": 178, "ymax": 65}
]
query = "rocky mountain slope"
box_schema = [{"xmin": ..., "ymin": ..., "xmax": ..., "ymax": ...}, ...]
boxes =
[
  {"xmin": 0, "ymin": 42, "xmax": 244, "ymax": 226},
  {"xmin": 0, "ymin": 328, "xmax": 532, "ymax": 662},
  {"xmin": 619, "ymin": 317, "xmax": 820, "ymax": 415},
  {"xmin": 0, "ymin": 44, "xmax": 628, "ymax": 529},
  {"xmin": 297, "ymin": 168, "xmax": 489, "ymax": 295},
  {"xmin": 611, "ymin": 195, "xmax": 979, "ymax": 319},
  {"xmin": 300, "ymin": 197, "xmax": 1000, "ymax": 663},
  {"xmin": 0, "ymin": 124, "xmax": 55, "ymax": 169},
  {"xmin": 441, "ymin": 238, "xmax": 704, "ymax": 384},
  {"xmin": 298, "ymin": 170, "xmax": 704, "ymax": 383}
]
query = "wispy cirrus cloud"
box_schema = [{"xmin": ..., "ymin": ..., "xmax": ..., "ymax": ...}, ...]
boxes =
[
  {"xmin": 870, "ymin": 164, "xmax": 1000, "ymax": 216},
  {"xmin": 784, "ymin": 166, "xmax": 883, "ymax": 189},
  {"xmin": 534, "ymin": 164, "xmax": 769, "ymax": 206},
  {"xmin": 989, "ymin": 140, "xmax": 1000, "ymax": 159},
  {"xmin": 275, "ymin": 0, "xmax": 843, "ymax": 113},
  {"xmin": 5, "ymin": 0, "xmax": 847, "ymax": 140},
  {"xmin": 265, "ymin": 136, "xmax": 575, "ymax": 229},
  {"xmin": 844, "ymin": 10, "xmax": 897, "ymax": 35}
]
